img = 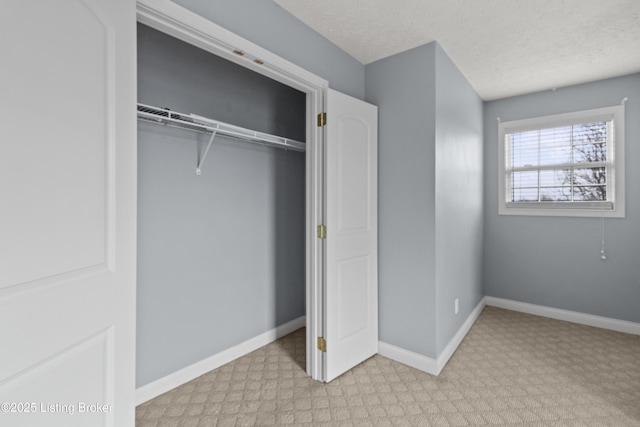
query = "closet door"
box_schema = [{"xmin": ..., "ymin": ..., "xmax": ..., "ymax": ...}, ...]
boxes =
[
  {"xmin": 325, "ymin": 89, "xmax": 378, "ymax": 382},
  {"xmin": 0, "ymin": 1, "xmax": 136, "ymax": 426}
]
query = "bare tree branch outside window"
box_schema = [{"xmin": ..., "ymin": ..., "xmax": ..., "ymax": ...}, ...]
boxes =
[
  {"xmin": 562, "ymin": 122, "xmax": 607, "ymax": 202},
  {"xmin": 508, "ymin": 122, "xmax": 608, "ymax": 203}
]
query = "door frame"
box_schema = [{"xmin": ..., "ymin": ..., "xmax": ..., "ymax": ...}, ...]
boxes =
[{"xmin": 136, "ymin": 0, "xmax": 327, "ymax": 382}]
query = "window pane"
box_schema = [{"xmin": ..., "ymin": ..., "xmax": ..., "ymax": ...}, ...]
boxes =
[
  {"xmin": 512, "ymin": 188, "xmax": 538, "ymax": 202},
  {"xmin": 511, "ymin": 148, "xmax": 539, "ymax": 168},
  {"xmin": 573, "ymin": 186, "xmax": 606, "ymax": 201},
  {"xmin": 510, "ymin": 132, "xmax": 539, "ymax": 168},
  {"xmin": 573, "ymin": 122, "xmax": 606, "ymax": 145},
  {"xmin": 539, "ymin": 169, "xmax": 569, "ymax": 187},
  {"xmin": 573, "ymin": 167, "xmax": 606, "ymax": 186},
  {"xmin": 512, "ymin": 171, "xmax": 538, "ymax": 188},
  {"xmin": 539, "ymin": 144, "xmax": 571, "ymax": 166},
  {"xmin": 573, "ymin": 142, "xmax": 606, "ymax": 163},
  {"xmin": 539, "ymin": 126, "xmax": 572, "ymax": 167},
  {"xmin": 540, "ymin": 186, "xmax": 571, "ymax": 201},
  {"xmin": 539, "ymin": 126, "xmax": 572, "ymax": 143}
]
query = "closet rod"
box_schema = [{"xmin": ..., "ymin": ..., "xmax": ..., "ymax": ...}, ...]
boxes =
[{"xmin": 136, "ymin": 103, "xmax": 306, "ymax": 153}]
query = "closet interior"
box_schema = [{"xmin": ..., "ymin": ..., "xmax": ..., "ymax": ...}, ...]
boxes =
[{"xmin": 136, "ymin": 23, "xmax": 307, "ymax": 388}]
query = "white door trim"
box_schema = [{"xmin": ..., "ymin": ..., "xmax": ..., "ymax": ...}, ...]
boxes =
[{"xmin": 135, "ymin": 0, "xmax": 328, "ymax": 382}]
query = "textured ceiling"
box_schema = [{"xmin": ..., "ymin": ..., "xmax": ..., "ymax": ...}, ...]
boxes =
[{"xmin": 273, "ymin": 0, "xmax": 640, "ymax": 100}]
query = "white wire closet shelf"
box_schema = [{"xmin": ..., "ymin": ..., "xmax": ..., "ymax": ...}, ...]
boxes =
[{"xmin": 137, "ymin": 103, "xmax": 306, "ymax": 174}]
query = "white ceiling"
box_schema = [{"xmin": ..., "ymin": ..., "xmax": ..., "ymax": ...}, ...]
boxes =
[{"xmin": 273, "ymin": 0, "xmax": 640, "ymax": 100}]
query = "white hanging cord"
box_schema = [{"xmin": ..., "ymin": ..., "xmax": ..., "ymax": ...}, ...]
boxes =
[
  {"xmin": 621, "ymin": 97, "xmax": 628, "ymax": 106},
  {"xmin": 600, "ymin": 217, "xmax": 607, "ymax": 260}
]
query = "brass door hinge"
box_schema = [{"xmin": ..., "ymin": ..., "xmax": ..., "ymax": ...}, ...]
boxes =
[
  {"xmin": 317, "ymin": 225, "xmax": 327, "ymax": 239},
  {"xmin": 317, "ymin": 337, "xmax": 327, "ymax": 352},
  {"xmin": 317, "ymin": 112, "xmax": 327, "ymax": 127}
]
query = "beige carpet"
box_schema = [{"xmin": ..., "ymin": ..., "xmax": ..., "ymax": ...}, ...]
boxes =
[{"xmin": 136, "ymin": 307, "xmax": 640, "ymax": 426}]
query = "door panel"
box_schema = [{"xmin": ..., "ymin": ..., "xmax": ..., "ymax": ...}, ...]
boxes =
[
  {"xmin": 337, "ymin": 117, "xmax": 371, "ymax": 231},
  {"xmin": 337, "ymin": 255, "xmax": 371, "ymax": 338},
  {"xmin": 325, "ymin": 89, "xmax": 378, "ymax": 382},
  {"xmin": 1, "ymin": 0, "xmax": 110, "ymax": 289},
  {"xmin": 1, "ymin": 327, "xmax": 113, "ymax": 427},
  {"xmin": 0, "ymin": 1, "xmax": 136, "ymax": 426}
]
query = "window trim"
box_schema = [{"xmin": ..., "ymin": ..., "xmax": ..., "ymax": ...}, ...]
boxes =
[{"xmin": 498, "ymin": 105, "xmax": 625, "ymax": 218}]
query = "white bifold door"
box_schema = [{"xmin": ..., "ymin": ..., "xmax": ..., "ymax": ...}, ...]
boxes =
[
  {"xmin": 324, "ymin": 89, "xmax": 378, "ymax": 382},
  {"xmin": 0, "ymin": 1, "xmax": 137, "ymax": 426}
]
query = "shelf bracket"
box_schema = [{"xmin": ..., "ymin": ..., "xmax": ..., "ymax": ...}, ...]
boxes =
[{"xmin": 196, "ymin": 128, "xmax": 218, "ymax": 175}]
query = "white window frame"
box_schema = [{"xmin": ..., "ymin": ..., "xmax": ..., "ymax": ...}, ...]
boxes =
[{"xmin": 498, "ymin": 105, "xmax": 625, "ymax": 218}]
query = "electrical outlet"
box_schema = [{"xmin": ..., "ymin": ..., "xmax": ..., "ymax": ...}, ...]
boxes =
[{"xmin": 454, "ymin": 298, "xmax": 459, "ymax": 315}]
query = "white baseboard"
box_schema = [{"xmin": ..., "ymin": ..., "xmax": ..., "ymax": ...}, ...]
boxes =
[
  {"xmin": 378, "ymin": 341, "xmax": 439, "ymax": 376},
  {"xmin": 436, "ymin": 297, "xmax": 486, "ymax": 374},
  {"xmin": 135, "ymin": 316, "xmax": 306, "ymax": 406},
  {"xmin": 378, "ymin": 297, "xmax": 487, "ymax": 376},
  {"xmin": 485, "ymin": 296, "xmax": 640, "ymax": 336}
]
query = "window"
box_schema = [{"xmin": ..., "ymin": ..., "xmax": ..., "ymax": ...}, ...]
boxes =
[{"xmin": 498, "ymin": 105, "xmax": 625, "ymax": 217}]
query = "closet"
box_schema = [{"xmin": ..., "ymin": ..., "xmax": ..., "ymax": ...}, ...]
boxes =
[{"xmin": 136, "ymin": 23, "xmax": 307, "ymax": 388}]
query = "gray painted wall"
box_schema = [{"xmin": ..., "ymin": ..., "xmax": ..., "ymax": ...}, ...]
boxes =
[
  {"xmin": 434, "ymin": 45, "xmax": 484, "ymax": 355},
  {"xmin": 365, "ymin": 43, "xmax": 438, "ymax": 357},
  {"xmin": 137, "ymin": 24, "xmax": 306, "ymax": 387},
  {"xmin": 172, "ymin": 0, "xmax": 365, "ymax": 100},
  {"xmin": 483, "ymin": 73, "xmax": 640, "ymax": 323},
  {"xmin": 365, "ymin": 43, "xmax": 484, "ymax": 359}
]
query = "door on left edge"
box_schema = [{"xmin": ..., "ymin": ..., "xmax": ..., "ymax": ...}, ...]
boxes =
[{"xmin": 0, "ymin": 1, "xmax": 137, "ymax": 426}]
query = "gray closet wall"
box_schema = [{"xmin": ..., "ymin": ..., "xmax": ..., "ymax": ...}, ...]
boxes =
[{"xmin": 136, "ymin": 24, "xmax": 307, "ymax": 387}]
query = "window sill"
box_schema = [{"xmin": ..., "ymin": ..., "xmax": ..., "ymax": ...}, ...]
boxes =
[{"xmin": 498, "ymin": 203, "xmax": 624, "ymax": 218}]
